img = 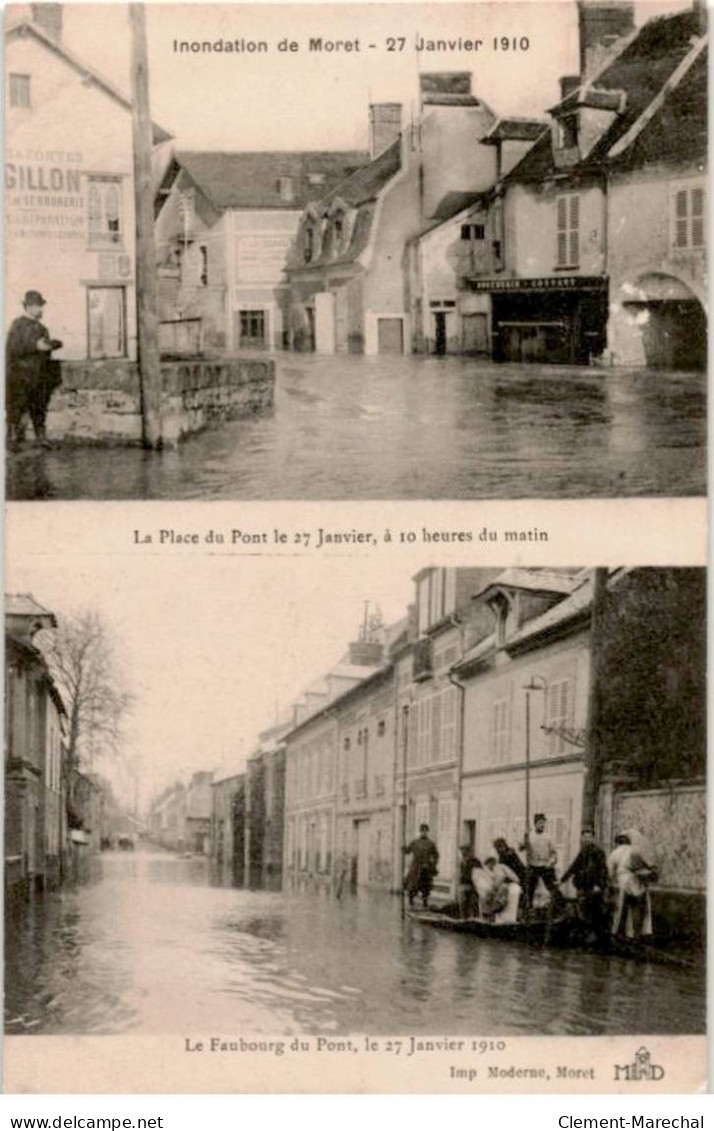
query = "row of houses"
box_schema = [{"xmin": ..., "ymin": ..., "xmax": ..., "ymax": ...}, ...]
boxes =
[
  {"xmin": 7, "ymin": 1, "xmax": 706, "ymax": 371},
  {"xmin": 204, "ymin": 567, "xmax": 705, "ymax": 941},
  {"xmin": 153, "ymin": 1, "xmax": 707, "ymax": 368},
  {"xmin": 146, "ymin": 770, "xmax": 213, "ymax": 854},
  {"xmin": 4, "ymin": 594, "xmax": 122, "ymax": 900}
]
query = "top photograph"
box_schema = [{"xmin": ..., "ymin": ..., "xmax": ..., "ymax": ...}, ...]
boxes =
[{"xmin": 5, "ymin": 0, "xmax": 707, "ymax": 501}]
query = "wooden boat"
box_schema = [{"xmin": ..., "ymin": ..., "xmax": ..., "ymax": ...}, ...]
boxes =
[
  {"xmin": 408, "ymin": 908, "xmax": 569, "ymax": 944},
  {"xmin": 409, "ymin": 909, "xmax": 700, "ymax": 968}
]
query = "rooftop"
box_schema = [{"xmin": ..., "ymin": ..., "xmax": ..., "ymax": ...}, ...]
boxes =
[{"xmin": 174, "ymin": 149, "xmax": 368, "ymax": 211}]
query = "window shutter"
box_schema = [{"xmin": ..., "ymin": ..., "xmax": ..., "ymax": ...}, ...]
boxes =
[
  {"xmin": 675, "ymin": 189, "xmax": 689, "ymax": 248},
  {"xmin": 430, "ymin": 692, "xmax": 441, "ymax": 762},
  {"xmin": 691, "ymin": 187, "xmax": 705, "ymax": 247},
  {"xmin": 569, "ymin": 195, "xmax": 580, "ymax": 265},
  {"xmin": 557, "ymin": 197, "xmax": 568, "ymax": 266}
]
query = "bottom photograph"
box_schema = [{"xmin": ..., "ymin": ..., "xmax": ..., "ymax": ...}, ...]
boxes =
[{"xmin": 4, "ymin": 561, "xmax": 706, "ymax": 1046}]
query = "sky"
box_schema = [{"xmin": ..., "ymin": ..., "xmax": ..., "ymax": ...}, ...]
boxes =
[
  {"xmin": 56, "ymin": 0, "xmax": 693, "ymax": 151},
  {"xmin": 7, "ymin": 532, "xmax": 417, "ymax": 806}
]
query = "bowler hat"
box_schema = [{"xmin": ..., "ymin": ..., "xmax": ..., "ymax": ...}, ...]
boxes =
[
  {"xmin": 24, "ymin": 290, "xmax": 47, "ymax": 306},
  {"xmin": 419, "ymin": 823, "xmax": 430, "ymax": 832},
  {"xmin": 534, "ymin": 812, "xmax": 546, "ymax": 823}
]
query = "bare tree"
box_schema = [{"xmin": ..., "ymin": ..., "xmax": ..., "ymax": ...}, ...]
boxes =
[{"xmin": 38, "ymin": 609, "xmax": 133, "ymax": 771}]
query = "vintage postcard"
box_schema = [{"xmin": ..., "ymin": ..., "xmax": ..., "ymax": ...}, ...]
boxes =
[
  {"xmin": 3, "ymin": 503, "xmax": 707, "ymax": 1093},
  {"xmin": 4, "ymin": 0, "xmax": 707, "ymax": 500},
  {"xmin": 2, "ymin": 0, "xmax": 708, "ymax": 1101}
]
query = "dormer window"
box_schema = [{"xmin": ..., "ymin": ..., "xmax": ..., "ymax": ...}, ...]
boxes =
[
  {"xmin": 304, "ymin": 222, "xmax": 314, "ymax": 263},
  {"xmin": 333, "ymin": 213, "xmax": 344, "ymax": 251},
  {"xmin": 557, "ymin": 113, "xmax": 579, "ymax": 150},
  {"xmin": 487, "ymin": 590, "xmax": 511, "ymax": 647}
]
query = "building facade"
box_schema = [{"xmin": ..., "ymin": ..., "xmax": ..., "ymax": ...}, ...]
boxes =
[
  {"xmin": 5, "ymin": 594, "xmax": 66, "ymax": 898},
  {"xmin": 288, "ymin": 73, "xmax": 498, "ymax": 356},
  {"xmin": 211, "ymin": 772, "xmax": 246, "ymax": 876},
  {"xmin": 245, "ymin": 726, "xmax": 287, "ymax": 886},
  {"xmin": 5, "ymin": 6, "xmax": 171, "ymax": 362},
  {"xmin": 154, "ymin": 150, "xmax": 366, "ymax": 353}
]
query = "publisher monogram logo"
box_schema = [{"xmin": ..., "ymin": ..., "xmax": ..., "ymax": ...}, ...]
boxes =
[{"xmin": 614, "ymin": 1047, "xmax": 665, "ymax": 1082}]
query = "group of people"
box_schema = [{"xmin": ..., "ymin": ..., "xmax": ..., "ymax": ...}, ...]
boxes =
[
  {"xmin": 6, "ymin": 289, "xmax": 63, "ymax": 450},
  {"xmin": 404, "ymin": 814, "xmax": 658, "ymax": 943}
]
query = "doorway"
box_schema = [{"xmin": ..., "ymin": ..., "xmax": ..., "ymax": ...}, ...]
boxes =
[
  {"xmin": 433, "ymin": 312, "xmax": 446, "ymax": 356},
  {"xmin": 377, "ymin": 317, "xmax": 404, "ymax": 355},
  {"xmin": 354, "ymin": 818, "xmax": 371, "ymax": 887}
]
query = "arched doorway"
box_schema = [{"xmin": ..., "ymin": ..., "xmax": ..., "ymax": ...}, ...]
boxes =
[{"xmin": 622, "ymin": 273, "xmax": 707, "ymax": 370}]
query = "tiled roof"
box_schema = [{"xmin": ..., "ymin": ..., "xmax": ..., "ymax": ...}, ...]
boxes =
[
  {"xmin": 609, "ymin": 46, "xmax": 708, "ymax": 171},
  {"xmin": 473, "ymin": 568, "xmax": 583, "ymax": 600},
  {"xmin": 294, "ymin": 138, "xmax": 402, "ymax": 268},
  {"xmin": 6, "ymin": 593, "xmax": 56, "ymax": 621},
  {"xmin": 431, "ymin": 190, "xmax": 490, "ymax": 223},
  {"xmin": 483, "ymin": 117, "xmax": 548, "ymax": 143},
  {"xmin": 176, "ymin": 149, "xmax": 368, "ymax": 211},
  {"xmin": 506, "ymin": 9, "xmax": 703, "ymax": 183}
]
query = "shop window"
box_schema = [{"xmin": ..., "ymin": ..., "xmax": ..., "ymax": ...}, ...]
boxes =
[
  {"xmin": 9, "ymin": 73, "xmax": 30, "ymax": 108},
  {"xmin": 556, "ymin": 193, "xmax": 580, "ymax": 267},
  {"xmin": 87, "ymin": 176, "xmax": 123, "ymax": 249},
  {"xmin": 672, "ymin": 184, "xmax": 706, "ymax": 250},
  {"xmin": 87, "ymin": 287, "xmax": 127, "ymax": 359}
]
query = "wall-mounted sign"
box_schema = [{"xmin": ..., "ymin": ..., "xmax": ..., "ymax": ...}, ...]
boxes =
[
  {"xmin": 6, "ymin": 149, "xmax": 85, "ymax": 241},
  {"xmin": 468, "ymin": 275, "xmax": 607, "ymax": 293}
]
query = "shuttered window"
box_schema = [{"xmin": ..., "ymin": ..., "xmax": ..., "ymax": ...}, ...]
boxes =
[
  {"xmin": 545, "ymin": 679, "xmax": 570, "ymax": 756},
  {"xmin": 491, "ymin": 697, "xmax": 510, "ymax": 765},
  {"xmin": 673, "ymin": 185, "xmax": 706, "ymax": 250},
  {"xmin": 556, "ymin": 194, "xmax": 580, "ymax": 267}
]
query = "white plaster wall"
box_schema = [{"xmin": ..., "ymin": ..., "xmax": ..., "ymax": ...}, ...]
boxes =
[{"xmin": 6, "ymin": 34, "xmax": 138, "ymax": 360}]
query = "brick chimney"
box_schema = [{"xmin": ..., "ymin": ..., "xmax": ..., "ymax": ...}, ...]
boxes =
[
  {"xmin": 369, "ymin": 103, "xmax": 402, "ymax": 159},
  {"xmin": 560, "ymin": 75, "xmax": 581, "ymax": 102},
  {"xmin": 420, "ymin": 72, "xmax": 476, "ymax": 107},
  {"xmin": 577, "ymin": 0, "xmax": 634, "ymax": 79},
  {"xmin": 348, "ymin": 639, "xmax": 384, "ymax": 667},
  {"xmin": 30, "ymin": 3, "xmax": 63, "ymax": 40}
]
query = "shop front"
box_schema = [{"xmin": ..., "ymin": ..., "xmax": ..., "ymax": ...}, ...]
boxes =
[{"xmin": 468, "ymin": 276, "xmax": 609, "ymax": 366}]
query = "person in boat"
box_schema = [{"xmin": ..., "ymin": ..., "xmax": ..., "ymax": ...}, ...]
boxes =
[
  {"xmin": 471, "ymin": 859, "xmax": 497, "ymax": 919},
  {"xmin": 484, "ymin": 857, "xmax": 522, "ymax": 924},
  {"xmin": 493, "ymin": 838, "xmax": 527, "ymax": 885},
  {"xmin": 403, "ymin": 824, "xmax": 439, "ymax": 908},
  {"xmin": 520, "ymin": 813, "xmax": 565, "ymax": 914},
  {"xmin": 560, "ymin": 828, "xmax": 609, "ymax": 939},
  {"xmin": 457, "ymin": 844, "xmax": 481, "ymax": 918},
  {"xmin": 607, "ymin": 830, "xmax": 656, "ymax": 942}
]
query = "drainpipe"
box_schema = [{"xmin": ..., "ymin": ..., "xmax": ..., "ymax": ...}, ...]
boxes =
[
  {"xmin": 446, "ymin": 614, "xmax": 467, "ymax": 901},
  {"xmin": 581, "ymin": 568, "xmax": 608, "ymax": 834}
]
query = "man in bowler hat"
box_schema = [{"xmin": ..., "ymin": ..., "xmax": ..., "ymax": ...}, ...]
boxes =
[{"xmin": 6, "ymin": 290, "xmax": 63, "ymax": 448}]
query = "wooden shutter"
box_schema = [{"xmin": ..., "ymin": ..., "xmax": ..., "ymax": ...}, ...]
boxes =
[
  {"xmin": 557, "ymin": 197, "xmax": 568, "ymax": 266},
  {"xmin": 568, "ymin": 195, "xmax": 580, "ymax": 265},
  {"xmin": 675, "ymin": 189, "xmax": 689, "ymax": 248},
  {"xmin": 691, "ymin": 187, "xmax": 705, "ymax": 248}
]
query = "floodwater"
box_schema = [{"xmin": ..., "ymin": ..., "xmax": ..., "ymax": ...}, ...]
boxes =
[
  {"xmin": 5, "ymin": 850, "xmax": 705, "ymax": 1036},
  {"xmin": 6, "ymin": 356, "xmax": 706, "ymax": 500}
]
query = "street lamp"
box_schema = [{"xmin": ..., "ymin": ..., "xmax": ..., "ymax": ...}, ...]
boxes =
[{"xmin": 523, "ymin": 675, "xmax": 547, "ymax": 921}]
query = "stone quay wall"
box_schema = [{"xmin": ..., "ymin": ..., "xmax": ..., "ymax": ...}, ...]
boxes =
[{"xmin": 47, "ymin": 355, "xmax": 275, "ymax": 446}]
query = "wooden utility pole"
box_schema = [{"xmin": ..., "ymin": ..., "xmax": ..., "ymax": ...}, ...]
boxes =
[
  {"xmin": 581, "ymin": 568, "xmax": 609, "ymax": 832},
  {"xmin": 129, "ymin": 3, "xmax": 163, "ymax": 448}
]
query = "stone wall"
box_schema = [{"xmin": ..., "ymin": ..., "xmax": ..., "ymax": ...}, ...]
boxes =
[{"xmin": 47, "ymin": 355, "xmax": 275, "ymax": 446}]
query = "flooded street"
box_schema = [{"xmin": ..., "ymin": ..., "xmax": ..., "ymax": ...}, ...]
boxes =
[
  {"xmin": 7, "ymin": 356, "xmax": 706, "ymax": 500},
  {"xmin": 6, "ymin": 850, "xmax": 705, "ymax": 1037}
]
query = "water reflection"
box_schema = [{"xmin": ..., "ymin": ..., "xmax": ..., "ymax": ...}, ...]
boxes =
[
  {"xmin": 5, "ymin": 849, "xmax": 705, "ymax": 1036},
  {"xmin": 7, "ymin": 358, "xmax": 706, "ymax": 500}
]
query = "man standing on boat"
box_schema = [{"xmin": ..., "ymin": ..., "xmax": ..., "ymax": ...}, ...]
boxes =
[
  {"xmin": 520, "ymin": 813, "xmax": 564, "ymax": 913},
  {"xmin": 404, "ymin": 824, "xmax": 439, "ymax": 909},
  {"xmin": 560, "ymin": 828, "xmax": 609, "ymax": 939},
  {"xmin": 457, "ymin": 844, "xmax": 480, "ymax": 918}
]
